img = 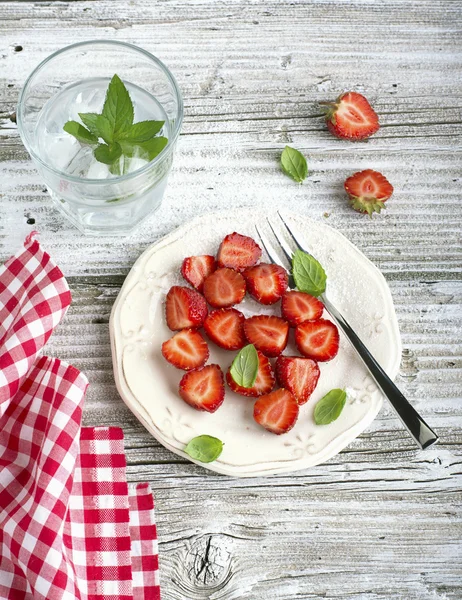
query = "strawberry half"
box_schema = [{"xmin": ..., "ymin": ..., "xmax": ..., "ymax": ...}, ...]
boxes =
[
  {"xmin": 281, "ymin": 291, "xmax": 324, "ymax": 326},
  {"xmin": 204, "ymin": 308, "xmax": 246, "ymax": 350},
  {"xmin": 179, "ymin": 364, "xmax": 225, "ymax": 413},
  {"xmin": 217, "ymin": 232, "xmax": 262, "ymax": 271},
  {"xmin": 244, "ymin": 315, "xmax": 289, "ymax": 357},
  {"xmin": 295, "ymin": 318, "xmax": 340, "ymax": 362},
  {"xmin": 344, "ymin": 169, "xmax": 394, "ymax": 216},
  {"xmin": 162, "ymin": 329, "xmax": 209, "ymax": 371},
  {"xmin": 226, "ymin": 350, "xmax": 275, "ymax": 397},
  {"xmin": 243, "ymin": 263, "xmax": 288, "ymax": 305},
  {"xmin": 165, "ymin": 286, "xmax": 208, "ymax": 331},
  {"xmin": 275, "ymin": 355, "xmax": 320, "ymax": 405},
  {"xmin": 323, "ymin": 92, "xmax": 379, "ymax": 140},
  {"xmin": 203, "ymin": 268, "xmax": 246, "ymax": 308},
  {"xmin": 253, "ymin": 388, "xmax": 299, "ymax": 435},
  {"xmin": 181, "ymin": 255, "xmax": 216, "ymax": 292}
]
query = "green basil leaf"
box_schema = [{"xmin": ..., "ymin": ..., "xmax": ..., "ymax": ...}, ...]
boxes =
[
  {"xmin": 230, "ymin": 344, "xmax": 259, "ymax": 388},
  {"xmin": 93, "ymin": 142, "xmax": 122, "ymax": 165},
  {"xmin": 119, "ymin": 120, "xmax": 165, "ymax": 143},
  {"xmin": 314, "ymin": 389, "xmax": 347, "ymax": 425},
  {"xmin": 292, "ymin": 249, "xmax": 327, "ymax": 297},
  {"xmin": 120, "ymin": 137, "xmax": 168, "ymax": 161},
  {"xmin": 102, "ymin": 74, "xmax": 134, "ymax": 138},
  {"xmin": 184, "ymin": 435, "xmax": 224, "ymax": 463},
  {"xmin": 281, "ymin": 146, "xmax": 308, "ymax": 183},
  {"xmin": 63, "ymin": 120, "xmax": 98, "ymax": 145},
  {"xmin": 78, "ymin": 112, "xmax": 102, "ymax": 138}
]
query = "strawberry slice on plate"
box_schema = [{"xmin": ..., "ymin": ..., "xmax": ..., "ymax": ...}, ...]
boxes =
[
  {"xmin": 244, "ymin": 315, "xmax": 289, "ymax": 357},
  {"xmin": 204, "ymin": 308, "xmax": 246, "ymax": 350},
  {"xmin": 281, "ymin": 290, "xmax": 324, "ymax": 326},
  {"xmin": 275, "ymin": 355, "xmax": 320, "ymax": 405},
  {"xmin": 165, "ymin": 285, "xmax": 207, "ymax": 331},
  {"xmin": 179, "ymin": 364, "xmax": 225, "ymax": 413},
  {"xmin": 253, "ymin": 388, "xmax": 299, "ymax": 434},
  {"xmin": 217, "ymin": 232, "xmax": 262, "ymax": 271},
  {"xmin": 203, "ymin": 268, "xmax": 246, "ymax": 308},
  {"xmin": 181, "ymin": 255, "xmax": 217, "ymax": 292},
  {"xmin": 323, "ymin": 92, "xmax": 379, "ymax": 140},
  {"xmin": 162, "ymin": 329, "xmax": 209, "ymax": 370},
  {"xmin": 243, "ymin": 263, "xmax": 288, "ymax": 305},
  {"xmin": 295, "ymin": 318, "xmax": 340, "ymax": 362},
  {"xmin": 344, "ymin": 169, "xmax": 394, "ymax": 216},
  {"xmin": 226, "ymin": 350, "xmax": 275, "ymax": 397}
]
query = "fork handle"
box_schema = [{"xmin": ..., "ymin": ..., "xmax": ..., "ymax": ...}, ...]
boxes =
[{"xmin": 321, "ymin": 295, "xmax": 439, "ymax": 449}]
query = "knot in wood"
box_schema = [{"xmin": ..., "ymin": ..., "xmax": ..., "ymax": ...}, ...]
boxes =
[{"xmin": 185, "ymin": 534, "xmax": 232, "ymax": 590}]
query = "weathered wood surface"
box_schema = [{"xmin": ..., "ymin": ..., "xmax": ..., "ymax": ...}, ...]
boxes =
[{"xmin": 1, "ymin": 1, "xmax": 461, "ymax": 598}]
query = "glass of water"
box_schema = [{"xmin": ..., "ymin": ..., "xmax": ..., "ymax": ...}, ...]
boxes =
[{"xmin": 17, "ymin": 40, "xmax": 183, "ymax": 236}]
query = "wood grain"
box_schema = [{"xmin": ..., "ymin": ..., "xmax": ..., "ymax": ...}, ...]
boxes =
[{"xmin": 1, "ymin": 1, "xmax": 461, "ymax": 598}]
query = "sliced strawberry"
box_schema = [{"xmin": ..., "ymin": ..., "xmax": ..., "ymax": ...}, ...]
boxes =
[
  {"xmin": 226, "ymin": 350, "xmax": 275, "ymax": 397},
  {"xmin": 204, "ymin": 308, "xmax": 246, "ymax": 350},
  {"xmin": 203, "ymin": 268, "xmax": 246, "ymax": 308},
  {"xmin": 275, "ymin": 355, "xmax": 320, "ymax": 405},
  {"xmin": 179, "ymin": 364, "xmax": 225, "ymax": 413},
  {"xmin": 181, "ymin": 255, "xmax": 217, "ymax": 292},
  {"xmin": 243, "ymin": 263, "xmax": 288, "ymax": 305},
  {"xmin": 244, "ymin": 315, "xmax": 289, "ymax": 357},
  {"xmin": 162, "ymin": 329, "xmax": 209, "ymax": 371},
  {"xmin": 323, "ymin": 92, "xmax": 379, "ymax": 140},
  {"xmin": 295, "ymin": 318, "xmax": 340, "ymax": 362},
  {"xmin": 165, "ymin": 286, "xmax": 207, "ymax": 331},
  {"xmin": 281, "ymin": 291, "xmax": 324, "ymax": 326},
  {"xmin": 217, "ymin": 232, "xmax": 262, "ymax": 271},
  {"xmin": 344, "ymin": 169, "xmax": 394, "ymax": 216},
  {"xmin": 253, "ymin": 388, "xmax": 299, "ymax": 434}
]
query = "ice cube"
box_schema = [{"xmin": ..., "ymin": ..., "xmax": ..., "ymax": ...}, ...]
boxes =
[{"xmin": 87, "ymin": 159, "xmax": 110, "ymax": 180}]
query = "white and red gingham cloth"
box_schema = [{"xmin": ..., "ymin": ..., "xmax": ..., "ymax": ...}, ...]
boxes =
[{"xmin": 0, "ymin": 234, "xmax": 161, "ymax": 600}]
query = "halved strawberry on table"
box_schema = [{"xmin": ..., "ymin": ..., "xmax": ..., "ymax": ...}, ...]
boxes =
[
  {"xmin": 162, "ymin": 329, "xmax": 209, "ymax": 370},
  {"xmin": 203, "ymin": 267, "xmax": 246, "ymax": 308},
  {"xmin": 322, "ymin": 92, "xmax": 379, "ymax": 141},
  {"xmin": 226, "ymin": 350, "xmax": 275, "ymax": 397},
  {"xmin": 344, "ymin": 169, "xmax": 394, "ymax": 216},
  {"xmin": 295, "ymin": 318, "xmax": 340, "ymax": 362},
  {"xmin": 181, "ymin": 255, "xmax": 216, "ymax": 292},
  {"xmin": 275, "ymin": 355, "xmax": 320, "ymax": 405},
  {"xmin": 244, "ymin": 315, "xmax": 289, "ymax": 357},
  {"xmin": 204, "ymin": 308, "xmax": 246, "ymax": 351},
  {"xmin": 179, "ymin": 364, "xmax": 225, "ymax": 413},
  {"xmin": 281, "ymin": 290, "xmax": 324, "ymax": 326},
  {"xmin": 165, "ymin": 285, "xmax": 207, "ymax": 331},
  {"xmin": 243, "ymin": 263, "xmax": 288, "ymax": 305},
  {"xmin": 253, "ymin": 388, "xmax": 299, "ymax": 435},
  {"xmin": 217, "ymin": 232, "xmax": 262, "ymax": 272}
]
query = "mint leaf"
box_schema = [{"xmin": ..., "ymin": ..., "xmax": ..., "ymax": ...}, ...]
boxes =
[
  {"xmin": 93, "ymin": 143, "xmax": 122, "ymax": 165},
  {"xmin": 102, "ymin": 74, "xmax": 134, "ymax": 138},
  {"xmin": 184, "ymin": 435, "xmax": 224, "ymax": 463},
  {"xmin": 292, "ymin": 249, "xmax": 327, "ymax": 297},
  {"xmin": 314, "ymin": 389, "xmax": 347, "ymax": 425},
  {"xmin": 281, "ymin": 146, "xmax": 308, "ymax": 183},
  {"xmin": 78, "ymin": 113, "xmax": 101, "ymax": 138},
  {"xmin": 63, "ymin": 121, "xmax": 98, "ymax": 145},
  {"xmin": 120, "ymin": 137, "xmax": 168, "ymax": 162},
  {"xmin": 120, "ymin": 120, "xmax": 164, "ymax": 143},
  {"xmin": 230, "ymin": 344, "xmax": 259, "ymax": 388}
]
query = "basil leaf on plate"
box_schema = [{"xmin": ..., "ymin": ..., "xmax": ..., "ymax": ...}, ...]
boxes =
[
  {"xmin": 292, "ymin": 249, "xmax": 327, "ymax": 297},
  {"xmin": 184, "ymin": 435, "xmax": 224, "ymax": 463},
  {"xmin": 314, "ymin": 388, "xmax": 347, "ymax": 425},
  {"xmin": 230, "ymin": 344, "xmax": 259, "ymax": 388},
  {"xmin": 281, "ymin": 145, "xmax": 308, "ymax": 183}
]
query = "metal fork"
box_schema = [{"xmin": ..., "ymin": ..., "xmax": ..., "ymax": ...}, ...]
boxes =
[{"xmin": 256, "ymin": 213, "xmax": 439, "ymax": 450}]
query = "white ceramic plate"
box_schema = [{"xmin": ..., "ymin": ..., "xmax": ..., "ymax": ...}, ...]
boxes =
[{"xmin": 109, "ymin": 211, "xmax": 402, "ymax": 477}]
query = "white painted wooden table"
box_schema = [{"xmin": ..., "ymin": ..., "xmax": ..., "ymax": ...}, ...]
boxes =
[{"xmin": 1, "ymin": 1, "xmax": 461, "ymax": 598}]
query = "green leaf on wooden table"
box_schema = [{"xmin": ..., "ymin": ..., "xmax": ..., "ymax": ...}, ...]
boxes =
[
  {"xmin": 63, "ymin": 120, "xmax": 98, "ymax": 145},
  {"xmin": 102, "ymin": 74, "xmax": 134, "ymax": 137},
  {"xmin": 184, "ymin": 435, "xmax": 224, "ymax": 463},
  {"xmin": 230, "ymin": 344, "xmax": 259, "ymax": 388},
  {"xmin": 119, "ymin": 120, "xmax": 165, "ymax": 143},
  {"xmin": 281, "ymin": 145, "xmax": 308, "ymax": 183},
  {"xmin": 292, "ymin": 249, "xmax": 327, "ymax": 297},
  {"xmin": 314, "ymin": 388, "xmax": 347, "ymax": 425},
  {"xmin": 120, "ymin": 137, "xmax": 168, "ymax": 162},
  {"xmin": 93, "ymin": 142, "xmax": 122, "ymax": 165}
]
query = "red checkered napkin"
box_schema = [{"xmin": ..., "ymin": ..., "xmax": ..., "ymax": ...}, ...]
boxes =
[{"xmin": 0, "ymin": 235, "xmax": 160, "ymax": 600}]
